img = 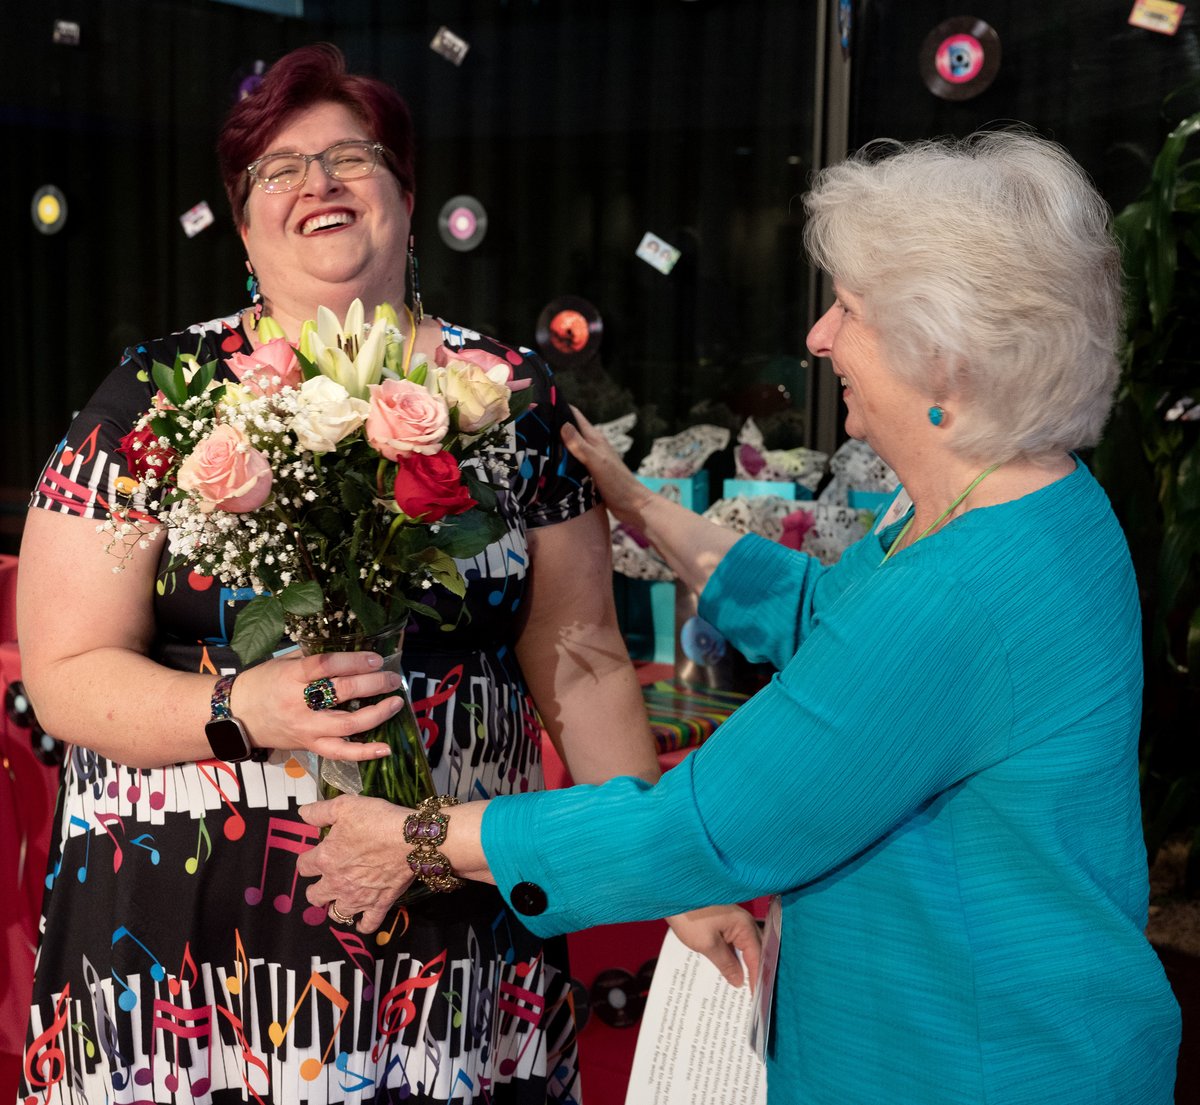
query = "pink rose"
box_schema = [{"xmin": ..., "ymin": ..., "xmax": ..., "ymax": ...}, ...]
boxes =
[
  {"xmin": 365, "ymin": 379, "xmax": 449, "ymax": 460},
  {"xmin": 225, "ymin": 338, "xmax": 302, "ymax": 396},
  {"xmin": 176, "ymin": 424, "xmax": 273, "ymax": 513}
]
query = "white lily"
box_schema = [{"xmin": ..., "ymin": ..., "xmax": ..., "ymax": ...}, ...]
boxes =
[{"xmin": 301, "ymin": 299, "xmax": 387, "ymax": 400}]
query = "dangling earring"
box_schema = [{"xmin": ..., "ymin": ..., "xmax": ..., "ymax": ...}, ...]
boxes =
[
  {"xmin": 245, "ymin": 260, "xmax": 263, "ymax": 324},
  {"xmin": 407, "ymin": 236, "xmax": 424, "ymax": 326},
  {"xmin": 928, "ymin": 405, "xmax": 946, "ymax": 427}
]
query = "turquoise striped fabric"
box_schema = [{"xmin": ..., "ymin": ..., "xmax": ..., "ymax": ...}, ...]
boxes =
[{"xmin": 483, "ymin": 461, "xmax": 1180, "ymax": 1103}]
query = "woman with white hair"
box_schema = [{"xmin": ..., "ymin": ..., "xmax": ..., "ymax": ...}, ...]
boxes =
[{"xmin": 298, "ymin": 131, "xmax": 1181, "ymax": 1104}]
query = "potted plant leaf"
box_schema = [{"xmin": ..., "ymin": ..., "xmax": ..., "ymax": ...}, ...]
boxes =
[{"xmin": 1091, "ymin": 92, "xmax": 1200, "ymax": 1099}]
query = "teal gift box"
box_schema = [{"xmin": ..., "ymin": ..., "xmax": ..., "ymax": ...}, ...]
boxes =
[
  {"xmin": 639, "ymin": 472, "xmax": 710, "ymax": 512},
  {"xmin": 722, "ymin": 479, "xmax": 813, "ymax": 501},
  {"xmin": 848, "ymin": 488, "xmax": 894, "ymax": 515},
  {"xmin": 613, "ymin": 576, "xmax": 676, "ymax": 664}
]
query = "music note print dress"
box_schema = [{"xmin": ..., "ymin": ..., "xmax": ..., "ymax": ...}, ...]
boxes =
[{"xmin": 21, "ymin": 314, "xmax": 593, "ymax": 1105}]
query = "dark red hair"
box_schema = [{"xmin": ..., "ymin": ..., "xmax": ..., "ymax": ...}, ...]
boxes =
[{"xmin": 217, "ymin": 43, "xmax": 415, "ymax": 229}]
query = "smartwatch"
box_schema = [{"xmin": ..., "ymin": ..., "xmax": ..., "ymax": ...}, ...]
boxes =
[{"xmin": 204, "ymin": 675, "xmax": 264, "ymax": 762}]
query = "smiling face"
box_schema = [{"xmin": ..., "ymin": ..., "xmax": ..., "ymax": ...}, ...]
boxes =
[
  {"xmin": 241, "ymin": 100, "xmax": 412, "ymax": 331},
  {"xmin": 806, "ymin": 284, "xmax": 931, "ymax": 461}
]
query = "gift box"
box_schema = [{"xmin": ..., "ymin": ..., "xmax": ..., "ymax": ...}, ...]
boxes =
[
  {"xmin": 638, "ymin": 472, "xmax": 710, "ymax": 512},
  {"xmin": 847, "ymin": 488, "xmax": 893, "ymax": 515},
  {"xmin": 614, "ymin": 576, "xmax": 676, "ymax": 664},
  {"xmin": 722, "ymin": 479, "xmax": 813, "ymax": 501}
]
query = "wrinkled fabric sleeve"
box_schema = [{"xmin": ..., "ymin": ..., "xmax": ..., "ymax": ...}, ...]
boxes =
[
  {"xmin": 29, "ymin": 349, "xmax": 156, "ymax": 520},
  {"xmin": 482, "ymin": 561, "xmax": 1013, "ymax": 936},
  {"xmin": 511, "ymin": 349, "xmax": 599, "ymax": 529},
  {"xmin": 698, "ymin": 533, "xmax": 835, "ymax": 671}
]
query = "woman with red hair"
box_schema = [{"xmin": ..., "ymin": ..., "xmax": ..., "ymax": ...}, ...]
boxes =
[{"xmin": 16, "ymin": 44, "xmax": 685, "ymax": 1104}]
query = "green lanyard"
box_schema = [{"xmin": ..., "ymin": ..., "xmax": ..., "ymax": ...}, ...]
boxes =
[{"xmin": 880, "ymin": 464, "xmax": 1000, "ymax": 564}]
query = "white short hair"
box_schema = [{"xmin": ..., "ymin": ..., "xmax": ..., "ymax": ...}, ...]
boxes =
[{"xmin": 803, "ymin": 130, "xmax": 1122, "ymax": 462}]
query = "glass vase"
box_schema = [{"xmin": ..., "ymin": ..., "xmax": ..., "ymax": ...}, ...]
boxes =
[{"xmin": 298, "ymin": 621, "xmax": 438, "ymax": 812}]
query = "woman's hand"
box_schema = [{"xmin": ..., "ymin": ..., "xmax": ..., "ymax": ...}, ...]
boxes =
[
  {"xmin": 297, "ymin": 794, "xmax": 418, "ymax": 931},
  {"xmin": 560, "ymin": 407, "xmax": 654, "ymax": 529},
  {"xmin": 561, "ymin": 406, "xmax": 737, "ymax": 595},
  {"xmin": 234, "ymin": 649, "xmax": 404, "ymax": 761},
  {"xmin": 667, "ymin": 905, "xmax": 763, "ymax": 991}
]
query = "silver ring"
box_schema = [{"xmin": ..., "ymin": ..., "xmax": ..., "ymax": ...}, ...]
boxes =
[
  {"xmin": 304, "ymin": 677, "xmax": 338, "ymax": 711},
  {"xmin": 328, "ymin": 902, "xmax": 356, "ymax": 925}
]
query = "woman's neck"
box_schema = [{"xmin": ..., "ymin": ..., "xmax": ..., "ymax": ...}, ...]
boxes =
[
  {"xmin": 250, "ymin": 277, "xmax": 408, "ymax": 345},
  {"xmin": 894, "ymin": 452, "xmax": 1075, "ymax": 550}
]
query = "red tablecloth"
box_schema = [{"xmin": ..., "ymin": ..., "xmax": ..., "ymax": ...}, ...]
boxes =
[
  {"xmin": 0, "ymin": 557, "xmax": 60, "ymax": 1100},
  {"xmin": 546, "ymin": 664, "xmax": 757, "ymax": 1105}
]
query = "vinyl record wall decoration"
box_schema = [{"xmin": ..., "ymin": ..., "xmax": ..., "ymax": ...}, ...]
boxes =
[
  {"xmin": 535, "ymin": 296, "xmax": 603, "ymax": 368},
  {"xmin": 918, "ymin": 17, "xmax": 1001, "ymax": 101},
  {"xmin": 437, "ymin": 195, "xmax": 488, "ymax": 251},
  {"xmin": 31, "ymin": 185, "xmax": 67, "ymax": 234}
]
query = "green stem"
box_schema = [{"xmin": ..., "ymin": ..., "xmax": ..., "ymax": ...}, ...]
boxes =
[
  {"xmin": 274, "ymin": 504, "xmax": 321, "ymax": 586},
  {"xmin": 362, "ymin": 511, "xmax": 410, "ymax": 596}
]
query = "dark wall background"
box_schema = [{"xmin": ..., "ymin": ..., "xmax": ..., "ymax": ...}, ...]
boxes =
[
  {"xmin": 850, "ymin": 1, "xmax": 1199, "ymax": 210},
  {"xmin": 1, "ymin": 0, "xmax": 819, "ymax": 555},
  {"xmin": 3, "ymin": 0, "xmax": 1200, "ymax": 556}
]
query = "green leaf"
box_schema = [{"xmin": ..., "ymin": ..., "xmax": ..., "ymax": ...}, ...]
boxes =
[
  {"xmin": 1147, "ymin": 111, "xmax": 1200, "ymax": 329},
  {"xmin": 507, "ymin": 385, "xmax": 535, "ymax": 421},
  {"xmin": 230, "ymin": 596, "xmax": 287, "ymax": 666},
  {"xmin": 149, "ymin": 415, "xmax": 175, "ymax": 440},
  {"xmin": 408, "ymin": 361, "xmax": 428, "ymax": 387},
  {"xmin": 193, "ymin": 358, "xmax": 218, "ymax": 395},
  {"xmin": 340, "ymin": 470, "xmax": 376, "ymax": 513},
  {"xmin": 1154, "ymin": 516, "xmax": 1200, "ymax": 664},
  {"xmin": 278, "ymin": 580, "xmax": 324, "ymax": 616},
  {"xmin": 151, "ymin": 359, "xmax": 186, "ymax": 408},
  {"xmin": 415, "ymin": 547, "xmax": 467, "ymax": 597},
  {"xmin": 255, "ymin": 559, "xmax": 284, "ymax": 594},
  {"xmin": 1176, "ymin": 437, "xmax": 1200, "ymax": 519},
  {"xmin": 346, "ymin": 576, "xmax": 388, "ymax": 634},
  {"xmin": 400, "ymin": 598, "xmax": 441, "ymax": 621},
  {"xmin": 428, "ymin": 508, "xmax": 508, "ymax": 558},
  {"xmin": 1187, "ymin": 602, "xmax": 1200, "ymax": 686},
  {"xmin": 309, "ymin": 505, "xmax": 346, "ymax": 540},
  {"xmin": 295, "ymin": 348, "xmax": 320, "ymax": 381},
  {"xmin": 1144, "ymin": 774, "xmax": 1198, "ymax": 864},
  {"xmin": 462, "ymin": 472, "xmax": 499, "ymax": 511}
]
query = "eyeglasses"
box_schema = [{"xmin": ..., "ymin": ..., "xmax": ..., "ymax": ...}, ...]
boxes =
[{"xmin": 247, "ymin": 140, "xmax": 387, "ymax": 194}]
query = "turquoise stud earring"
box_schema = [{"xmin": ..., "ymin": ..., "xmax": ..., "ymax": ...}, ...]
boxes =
[{"xmin": 928, "ymin": 405, "xmax": 945, "ymax": 427}]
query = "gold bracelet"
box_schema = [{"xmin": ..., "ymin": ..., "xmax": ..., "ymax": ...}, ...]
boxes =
[{"xmin": 403, "ymin": 795, "xmax": 463, "ymax": 892}]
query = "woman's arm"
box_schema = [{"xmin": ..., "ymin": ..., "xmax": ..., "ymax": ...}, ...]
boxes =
[
  {"xmin": 515, "ymin": 505, "xmax": 660, "ymax": 785},
  {"xmin": 17, "ymin": 508, "xmax": 403, "ymax": 767},
  {"xmin": 560, "ymin": 410, "xmax": 739, "ymax": 596},
  {"xmin": 300, "ymin": 503, "xmax": 761, "ymax": 981},
  {"xmin": 296, "ymin": 794, "xmax": 761, "ymax": 988}
]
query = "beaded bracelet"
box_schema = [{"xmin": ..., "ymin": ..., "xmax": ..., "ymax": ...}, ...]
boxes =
[{"xmin": 404, "ymin": 795, "xmax": 464, "ymax": 892}]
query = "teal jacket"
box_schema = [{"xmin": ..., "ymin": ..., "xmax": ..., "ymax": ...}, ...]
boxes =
[{"xmin": 483, "ymin": 461, "xmax": 1180, "ymax": 1104}]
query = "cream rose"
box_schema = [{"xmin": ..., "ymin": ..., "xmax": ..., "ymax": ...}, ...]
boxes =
[
  {"xmin": 292, "ymin": 376, "xmax": 370, "ymax": 454},
  {"xmin": 176, "ymin": 424, "xmax": 273, "ymax": 513},
  {"xmin": 436, "ymin": 359, "xmax": 512, "ymax": 433},
  {"xmin": 365, "ymin": 379, "xmax": 449, "ymax": 460}
]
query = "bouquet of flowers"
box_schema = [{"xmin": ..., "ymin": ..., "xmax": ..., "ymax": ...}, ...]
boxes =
[{"xmin": 105, "ymin": 299, "xmax": 531, "ymax": 810}]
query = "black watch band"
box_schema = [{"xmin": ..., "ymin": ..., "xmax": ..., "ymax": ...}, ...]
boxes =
[{"xmin": 204, "ymin": 675, "xmax": 265, "ymax": 762}]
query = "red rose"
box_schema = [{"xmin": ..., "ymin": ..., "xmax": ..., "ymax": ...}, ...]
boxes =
[
  {"xmin": 393, "ymin": 451, "xmax": 476, "ymax": 522},
  {"xmin": 117, "ymin": 426, "xmax": 176, "ymax": 482}
]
